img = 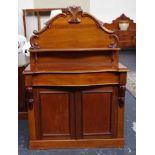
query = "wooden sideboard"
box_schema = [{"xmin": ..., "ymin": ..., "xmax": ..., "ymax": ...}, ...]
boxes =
[
  {"xmin": 104, "ymin": 14, "xmax": 136, "ymax": 49},
  {"xmin": 23, "ymin": 6, "xmax": 128, "ymax": 149}
]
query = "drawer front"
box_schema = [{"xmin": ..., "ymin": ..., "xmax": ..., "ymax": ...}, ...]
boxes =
[{"xmin": 32, "ymin": 72, "xmax": 120, "ymax": 86}]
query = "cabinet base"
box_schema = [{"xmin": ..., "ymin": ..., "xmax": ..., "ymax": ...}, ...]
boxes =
[{"xmin": 29, "ymin": 138, "xmax": 124, "ymax": 149}]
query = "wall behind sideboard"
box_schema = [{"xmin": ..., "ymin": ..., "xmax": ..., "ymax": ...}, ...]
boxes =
[
  {"xmin": 33, "ymin": 0, "xmax": 90, "ymax": 12},
  {"xmin": 18, "ymin": 0, "xmax": 136, "ymax": 39},
  {"xmin": 18, "ymin": 0, "xmax": 34, "ymax": 36},
  {"xmin": 18, "ymin": 0, "xmax": 90, "ymax": 39},
  {"xmin": 90, "ymin": 0, "xmax": 136, "ymax": 22}
]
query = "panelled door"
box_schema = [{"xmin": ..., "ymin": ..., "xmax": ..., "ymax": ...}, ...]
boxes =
[
  {"xmin": 75, "ymin": 86, "xmax": 118, "ymax": 139},
  {"xmin": 34, "ymin": 86, "xmax": 118, "ymax": 140},
  {"xmin": 35, "ymin": 88, "xmax": 75, "ymax": 140}
]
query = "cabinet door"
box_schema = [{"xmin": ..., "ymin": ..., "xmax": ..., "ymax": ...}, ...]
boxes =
[
  {"xmin": 76, "ymin": 86, "xmax": 118, "ymax": 139},
  {"xmin": 35, "ymin": 88, "xmax": 75, "ymax": 140}
]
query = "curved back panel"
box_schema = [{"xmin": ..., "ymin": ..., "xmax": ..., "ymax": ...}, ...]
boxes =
[{"xmin": 30, "ymin": 6, "xmax": 118, "ymax": 50}]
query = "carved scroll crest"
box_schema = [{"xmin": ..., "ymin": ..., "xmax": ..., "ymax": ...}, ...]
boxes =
[{"xmin": 30, "ymin": 6, "xmax": 119, "ymax": 49}]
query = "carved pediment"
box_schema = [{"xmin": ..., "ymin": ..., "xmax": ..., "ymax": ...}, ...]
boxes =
[
  {"xmin": 64, "ymin": 6, "xmax": 83, "ymax": 24},
  {"xmin": 104, "ymin": 13, "xmax": 136, "ymax": 31},
  {"xmin": 30, "ymin": 6, "xmax": 119, "ymax": 50}
]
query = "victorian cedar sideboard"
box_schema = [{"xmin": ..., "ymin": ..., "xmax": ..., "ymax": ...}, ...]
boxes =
[{"xmin": 23, "ymin": 6, "xmax": 128, "ymax": 149}]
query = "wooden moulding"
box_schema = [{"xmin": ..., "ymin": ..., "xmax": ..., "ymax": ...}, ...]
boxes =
[
  {"xmin": 29, "ymin": 138, "xmax": 124, "ymax": 149},
  {"xmin": 29, "ymin": 48, "xmax": 120, "ymax": 52},
  {"xmin": 23, "ymin": 63, "xmax": 128, "ymax": 74}
]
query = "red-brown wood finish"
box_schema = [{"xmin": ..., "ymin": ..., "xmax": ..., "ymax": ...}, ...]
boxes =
[
  {"xmin": 104, "ymin": 14, "xmax": 136, "ymax": 49},
  {"xmin": 36, "ymin": 88, "xmax": 75, "ymax": 140},
  {"xmin": 80, "ymin": 86, "xmax": 118, "ymax": 139},
  {"xmin": 23, "ymin": 6, "xmax": 128, "ymax": 149}
]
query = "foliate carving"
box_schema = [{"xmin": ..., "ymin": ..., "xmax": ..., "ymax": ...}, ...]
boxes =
[
  {"xmin": 118, "ymin": 85, "xmax": 126, "ymax": 107},
  {"xmin": 26, "ymin": 87, "xmax": 34, "ymax": 110},
  {"xmin": 65, "ymin": 6, "xmax": 83, "ymax": 24}
]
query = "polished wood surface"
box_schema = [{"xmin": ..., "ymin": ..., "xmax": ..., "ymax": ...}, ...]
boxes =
[
  {"xmin": 24, "ymin": 72, "xmax": 120, "ymax": 87},
  {"xmin": 104, "ymin": 14, "xmax": 136, "ymax": 49},
  {"xmin": 29, "ymin": 138, "xmax": 124, "ymax": 149},
  {"xmin": 29, "ymin": 49, "xmax": 119, "ymax": 72},
  {"xmin": 37, "ymin": 88, "xmax": 75, "ymax": 140},
  {"xmin": 24, "ymin": 6, "xmax": 128, "ymax": 149},
  {"xmin": 81, "ymin": 86, "xmax": 117, "ymax": 139}
]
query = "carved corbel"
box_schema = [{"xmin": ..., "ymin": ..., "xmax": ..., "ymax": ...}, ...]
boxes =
[
  {"xmin": 30, "ymin": 35, "xmax": 40, "ymax": 50},
  {"xmin": 26, "ymin": 87, "xmax": 34, "ymax": 110},
  {"xmin": 108, "ymin": 34, "xmax": 119, "ymax": 48},
  {"xmin": 118, "ymin": 85, "xmax": 126, "ymax": 107}
]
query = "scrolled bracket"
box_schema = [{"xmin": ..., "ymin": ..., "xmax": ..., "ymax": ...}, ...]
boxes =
[
  {"xmin": 30, "ymin": 35, "xmax": 40, "ymax": 50},
  {"xmin": 118, "ymin": 85, "xmax": 126, "ymax": 107},
  {"xmin": 26, "ymin": 87, "xmax": 34, "ymax": 110},
  {"xmin": 108, "ymin": 34, "xmax": 119, "ymax": 48}
]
